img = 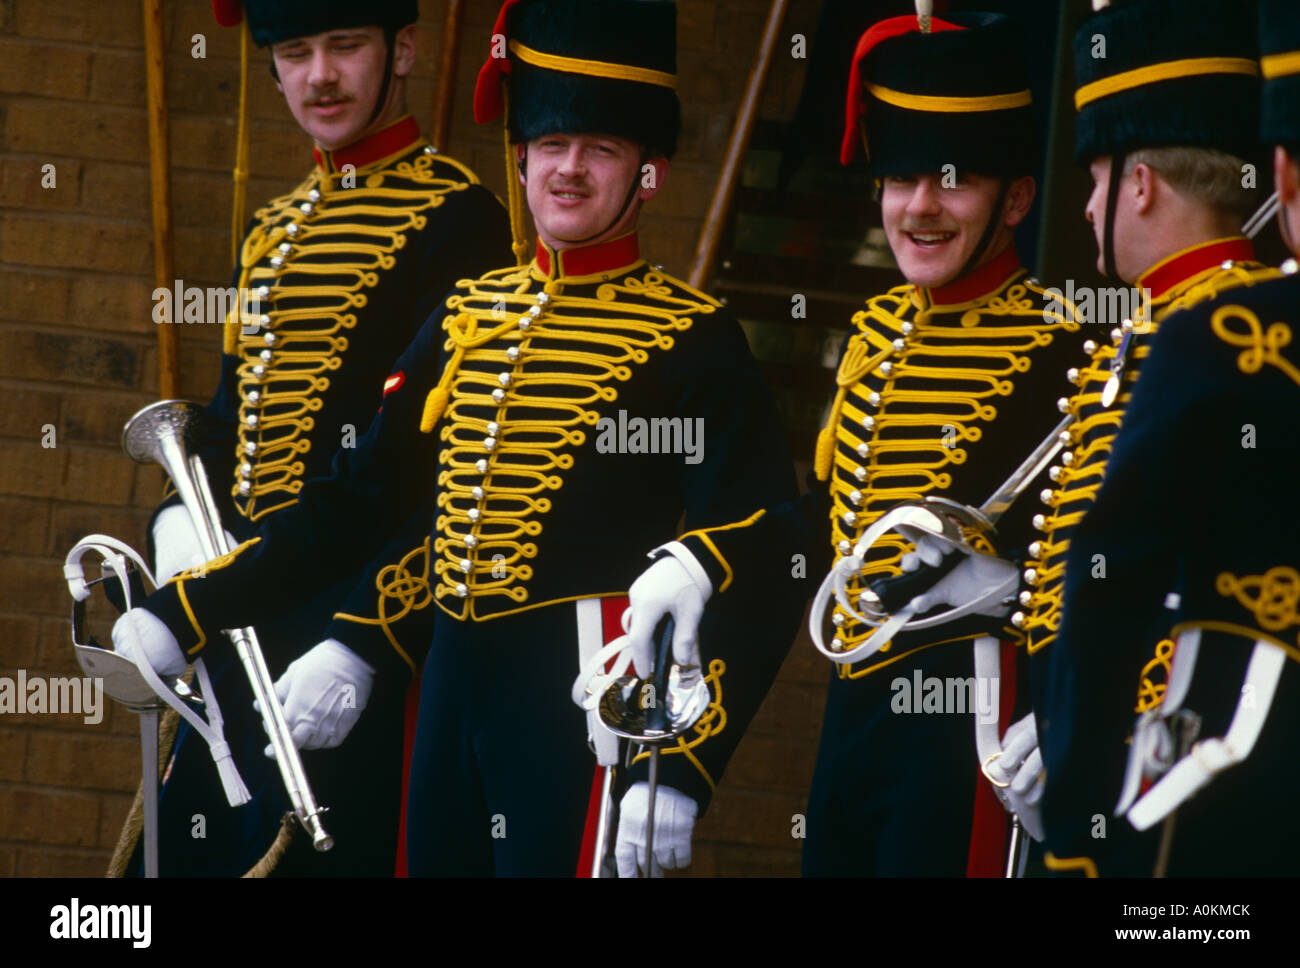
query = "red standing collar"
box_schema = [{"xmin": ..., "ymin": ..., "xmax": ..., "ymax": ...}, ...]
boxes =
[{"xmin": 312, "ymin": 115, "xmax": 422, "ymax": 174}]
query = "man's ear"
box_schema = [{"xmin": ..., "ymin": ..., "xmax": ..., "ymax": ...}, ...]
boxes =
[
  {"xmin": 515, "ymin": 143, "xmax": 528, "ymax": 186},
  {"xmin": 638, "ymin": 156, "xmax": 669, "ymax": 201},
  {"xmin": 1129, "ymin": 162, "xmax": 1157, "ymax": 215},
  {"xmin": 1002, "ymin": 174, "xmax": 1036, "ymax": 228},
  {"xmin": 1275, "ymin": 145, "xmax": 1300, "ymax": 206},
  {"xmin": 392, "ymin": 24, "xmax": 418, "ymax": 78}
]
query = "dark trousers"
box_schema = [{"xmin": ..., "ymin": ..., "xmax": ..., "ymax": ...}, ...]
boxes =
[
  {"xmin": 406, "ymin": 605, "xmax": 597, "ymax": 876},
  {"xmin": 803, "ymin": 643, "xmax": 982, "ymax": 876}
]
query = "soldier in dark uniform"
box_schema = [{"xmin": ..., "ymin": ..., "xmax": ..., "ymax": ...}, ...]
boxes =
[
  {"xmin": 1037, "ymin": 0, "xmax": 1300, "ymax": 876},
  {"xmin": 627, "ymin": 10, "xmax": 1086, "ymax": 876},
  {"xmin": 112, "ymin": 0, "xmax": 803, "ymax": 877},
  {"xmin": 1018, "ymin": 0, "xmax": 1281, "ymax": 877},
  {"xmin": 129, "ymin": 0, "xmax": 512, "ymax": 876}
]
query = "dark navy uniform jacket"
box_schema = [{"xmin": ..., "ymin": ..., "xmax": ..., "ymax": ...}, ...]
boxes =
[{"xmin": 142, "ymin": 231, "xmax": 804, "ymax": 811}]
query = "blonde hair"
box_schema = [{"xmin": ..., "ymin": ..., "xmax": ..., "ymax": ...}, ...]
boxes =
[{"xmin": 1124, "ymin": 146, "xmax": 1258, "ymax": 223}]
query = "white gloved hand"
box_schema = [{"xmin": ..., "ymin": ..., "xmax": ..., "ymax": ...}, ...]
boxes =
[
  {"xmin": 985, "ymin": 712, "xmax": 1046, "ymax": 841},
  {"xmin": 259, "ymin": 639, "xmax": 375, "ymax": 756},
  {"xmin": 152, "ymin": 504, "xmax": 238, "ymax": 584},
  {"xmin": 614, "ymin": 782, "xmax": 698, "ymax": 877},
  {"xmin": 625, "ymin": 549, "xmax": 711, "ymax": 679},
  {"xmin": 897, "ymin": 528, "xmax": 1017, "ymax": 617},
  {"xmin": 112, "ymin": 607, "xmax": 188, "ymax": 678}
]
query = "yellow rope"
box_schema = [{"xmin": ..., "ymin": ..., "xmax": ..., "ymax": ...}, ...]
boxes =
[{"xmin": 231, "ymin": 20, "xmax": 251, "ymax": 271}]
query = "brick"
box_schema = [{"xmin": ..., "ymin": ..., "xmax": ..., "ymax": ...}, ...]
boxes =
[
  {"xmin": 0, "ymin": 495, "xmax": 48, "ymax": 554},
  {"xmin": 0, "ymin": 441, "xmax": 66, "ymax": 499},
  {"xmin": 169, "ymin": 116, "xmax": 303, "ymax": 178},
  {"xmin": 36, "ymin": 616, "xmax": 83, "ymax": 677},
  {"xmin": 26, "ymin": 730, "xmax": 140, "ymax": 792},
  {"xmin": 0, "ymin": 613, "xmax": 40, "ymax": 667},
  {"xmin": 0, "ymin": 37, "xmax": 90, "ymax": 98},
  {"xmin": 0, "ymin": 329, "xmax": 143, "ymax": 389},
  {"xmin": 0, "ymin": 384, "xmax": 61, "ymax": 437},
  {"xmin": 50, "ymin": 504, "xmax": 150, "ymax": 557},
  {"xmin": 0, "ymin": 268, "xmax": 71, "ymax": 326},
  {"xmin": 87, "ymin": 48, "xmax": 144, "ymax": 107},
  {"xmin": 170, "ymin": 3, "xmax": 240, "ymax": 61},
  {"xmin": 0, "ymin": 157, "xmax": 82, "ymax": 210},
  {"xmin": 748, "ymin": 678, "xmax": 827, "ymax": 741},
  {"xmin": 14, "ymin": 847, "xmax": 109, "ymax": 877},
  {"xmin": 15, "ymin": 0, "xmax": 142, "ymax": 47},
  {"xmin": 173, "ymin": 225, "xmax": 236, "ymax": 287},
  {"xmin": 716, "ymin": 732, "xmax": 816, "ymax": 792},
  {"xmin": 60, "ymin": 391, "xmax": 151, "ymax": 448},
  {"xmin": 0, "ymin": 213, "xmax": 152, "ymax": 274},
  {"xmin": 132, "ymin": 463, "xmax": 166, "ymax": 509},
  {"xmin": 0, "ymin": 788, "xmax": 99, "ymax": 845},
  {"xmin": 0, "ymin": 558, "xmax": 68, "ymax": 620},
  {"xmin": 98, "ymin": 792, "xmax": 133, "ymax": 849},
  {"xmin": 78, "ymin": 160, "xmax": 150, "ymax": 220},
  {"xmin": 0, "ymin": 0, "xmax": 13, "ymax": 33},
  {"xmin": 62, "ymin": 447, "xmax": 138, "ymax": 505},
  {"xmin": 0, "ymin": 725, "xmax": 25, "ymax": 780},
  {"xmin": 693, "ymin": 786, "xmax": 803, "ymax": 848},
  {"xmin": 679, "ymin": 2, "xmax": 718, "ymax": 51},
  {"xmin": 4, "ymin": 98, "xmax": 148, "ymax": 162},
  {"xmin": 68, "ymin": 275, "xmax": 156, "ymax": 335},
  {"xmin": 0, "ymin": 847, "xmax": 14, "ymax": 877},
  {"xmin": 697, "ymin": 842, "xmax": 800, "ymax": 877},
  {"xmin": 171, "ymin": 169, "xmax": 237, "ymax": 230}
]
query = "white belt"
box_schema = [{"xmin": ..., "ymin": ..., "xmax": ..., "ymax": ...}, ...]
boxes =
[
  {"xmin": 1119, "ymin": 627, "xmax": 1286, "ymax": 830},
  {"xmin": 575, "ymin": 598, "xmax": 622, "ymax": 767}
]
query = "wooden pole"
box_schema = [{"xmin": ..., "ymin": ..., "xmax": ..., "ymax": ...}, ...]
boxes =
[
  {"xmin": 687, "ymin": 0, "xmax": 791, "ymax": 291},
  {"xmin": 431, "ymin": 0, "xmax": 466, "ymax": 153},
  {"xmin": 143, "ymin": 0, "xmax": 178, "ymax": 398}
]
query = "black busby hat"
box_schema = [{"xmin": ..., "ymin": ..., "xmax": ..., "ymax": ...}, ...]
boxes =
[
  {"xmin": 840, "ymin": 11, "xmax": 1037, "ymax": 178},
  {"xmin": 1073, "ymin": 0, "xmax": 1261, "ymax": 164},
  {"xmin": 474, "ymin": 0, "xmax": 681, "ymax": 159},
  {"xmin": 1259, "ymin": 0, "xmax": 1300, "ymax": 148},
  {"xmin": 212, "ymin": 0, "xmax": 417, "ymax": 47}
]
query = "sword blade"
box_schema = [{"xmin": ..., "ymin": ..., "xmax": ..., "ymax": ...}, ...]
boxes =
[{"xmin": 978, "ymin": 414, "xmax": 1073, "ymax": 524}]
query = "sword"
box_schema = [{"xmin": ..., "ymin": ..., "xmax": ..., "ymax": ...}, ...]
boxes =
[{"xmin": 642, "ymin": 615, "xmax": 676, "ymax": 877}]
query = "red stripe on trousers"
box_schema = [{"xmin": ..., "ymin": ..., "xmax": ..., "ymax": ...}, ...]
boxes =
[{"xmin": 965, "ymin": 640, "xmax": 1018, "ymax": 876}]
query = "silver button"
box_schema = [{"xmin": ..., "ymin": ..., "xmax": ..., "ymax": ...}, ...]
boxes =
[
  {"xmin": 308, "ymin": 189, "xmax": 321, "ymax": 202},
  {"xmin": 506, "ymin": 346, "xmax": 520, "ymax": 362},
  {"xmin": 536, "ymin": 292, "xmax": 550, "ymax": 305},
  {"xmin": 528, "ymin": 305, "xmax": 542, "ymax": 318},
  {"xmin": 867, "ymin": 391, "xmax": 881, "ymax": 407},
  {"xmin": 455, "ymin": 583, "xmax": 468, "ymax": 598},
  {"xmin": 849, "ymin": 489, "xmax": 862, "ymax": 505},
  {"xmin": 1110, "ymin": 327, "xmax": 1122, "ymax": 342},
  {"xmin": 856, "ymin": 443, "xmax": 870, "ymax": 459},
  {"xmin": 278, "ymin": 242, "xmax": 292, "ymax": 254},
  {"xmin": 264, "ymin": 332, "xmax": 277, "ymax": 346},
  {"xmin": 468, "ymin": 508, "xmax": 481, "ymax": 522},
  {"xmin": 880, "ymin": 362, "xmax": 893, "ymax": 376},
  {"xmin": 518, "ymin": 318, "xmax": 531, "ymax": 330},
  {"xmin": 1019, "ymin": 590, "xmax": 1033, "ymax": 606},
  {"xmin": 1066, "ymin": 367, "xmax": 1079, "ymax": 383},
  {"xmin": 246, "ymin": 414, "xmax": 259, "ymax": 428},
  {"xmin": 484, "ymin": 437, "xmax": 496, "ymax": 451},
  {"xmin": 475, "ymin": 459, "xmax": 488, "ymax": 473},
  {"xmin": 498, "ymin": 373, "xmax": 511, "ymax": 387},
  {"xmin": 1057, "ymin": 397, "xmax": 1069, "ymax": 413},
  {"xmin": 832, "ymin": 613, "xmax": 845, "ymax": 627},
  {"xmin": 1048, "ymin": 466, "xmax": 1061, "ymax": 482},
  {"xmin": 1028, "ymin": 542, "xmax": 1043, "ymax": 558},
  {"xmin": 486, "ymin": 422, "xmax": 500, "ymax": 436},
  {"xmin": 260, "ymin": 349, "xmax": 273, "ymax": 363},
  {"xmin": 892, "ymin": 338, "xmax": 905, "ymax": 351},
  {"xmin": 240, "ymin": 462, "xmax": 252, "ymax": 477},
  {"xmin": 238, "ymin": 480, "xmax": 251, "ymax": 495},
  {"xmin": 901, "ymin": 322, "xmax": 914, "ymax": 335},
  {"xmin": 492, "ymin": 389, "xmax": 506, "ymax": 403},
  {"xmin": 252, "ymin": 364, "xmax": 265, "ymax": 379},
  {"xmin": 1024, "ymin": 568, "xmax": 1038, "ymax": 584},
  {"xmin": 270, "ymin": 256, "xmax": 283, "ymax": 268},
  {"xmin": 844, "ymin": 511, "xmax": 857, "ymax": 527},
  {"xmin": 1032, "ymin": 514, "xmax": 1046, "ymax": 530},
  {"xmin": 1057, "ymin": 430, "xmax": 1070, "ymax": 446},
  {"xmin": 244, "ymin": 442, "xmax": 257, "ymax": 456},
  {"xmin": 259, "ymin": 314, "xmax": 271, "ymax": 328},
  {"xmin": 466, "ymin": 535, "xmax": 479, "ymax": 548},
  {"xmin": 1220, "ymin": 260, "xmax": 1234, "ymax": 270},
  {"xmin": 285, "ymin": 222, "xmax": 299, "ymax": 237},
  {"xmin": 256, "ymin": 286, "xmax": 270, "ymax": 300},
  {"xmin": 460, "ymin": 558, "xmax": 472, "ymax": 573},
  {"xmin": 1011, "ymin": 611, "xmax": 1025, "ymax": 628},
  {"xmin": 247, "ymin": 390, "xmax": 261, "ymax": 404},
  {"xmin": 830, "ymin": 638, "xmax": 843, "ymax": 652},
  {"xmin": 299, "ymin": 202, "xmax": 313, "ymax": 216},
  {"xmin": 1061, "ymin": 451, "xmax": 1074, "ymax": 467},
  {"xmin": 1040, "ymin": 488, "xmax": 1054, "ymax": 506},
  {"xmin": 862, "ymin": 415, "xmax": 875, "ymax": 431},
  {"xmin": 1083, "ymin": 339, "xmax": 1098, "ymax": 354},
  {"xmin": 472, "ymin": 486, "xmax": 485, "ymax": 500},
  {"xmin": 854, "ymin": 466, "xmax": 867, "ymax": 481},
  {"xmin": 837, "ymin": 540, "xmax": 851, "ymax": 554}
]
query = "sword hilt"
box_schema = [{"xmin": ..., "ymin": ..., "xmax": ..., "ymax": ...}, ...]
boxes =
[
  {"xmin": 645, "ymin": 616, "xmax": 674, "ymax": 736},
  {"xmin": 868, "ymin": 548, "xmax": 963, "ymax": 614}
]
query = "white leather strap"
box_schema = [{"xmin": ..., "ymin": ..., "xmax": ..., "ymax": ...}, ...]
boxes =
[
  {"xmin": 1125, "ymin": 635, "xmax": 1286, "ymax": 831},
  {"xmin": 64, "ymin": 535, "xmax": 250, "ymax": 806},
  {"xmin": 973, "ymin": 636, "xmax": 1003, "ymax": 765},
  {"xmin": 576, "ymin": 598, "xmax": 622, "ymax": 766}
]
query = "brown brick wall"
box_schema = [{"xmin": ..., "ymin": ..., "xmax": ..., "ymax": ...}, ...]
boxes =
[{"xmin": 0, "ymin": 0, "xmax": 826, "ymax": 876}]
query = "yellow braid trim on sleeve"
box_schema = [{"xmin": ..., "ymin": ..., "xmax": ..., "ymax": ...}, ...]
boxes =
[
  {"xmin": 1044, "ymin": 853, "xmax": 1099, "ymax": 878},
  {"xmin": 333, "ymin": 538, "xmax": 431, "ymax": 677},
  {"xmin": 630, "ymin": 658, "xmax": 726, "ymax": 792}
]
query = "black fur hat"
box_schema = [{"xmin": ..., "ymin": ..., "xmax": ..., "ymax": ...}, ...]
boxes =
[
  {"xmin": 212, "ymin": 0, "xmax": 418, "ymax": 47},
  {"xmin": 1259, "ymin": 0, "xmax": 1300, "ymax": 148},
  {"xmin": 474, "ymin": 0, "xmax": 681, "ymax": 158},
  {"xmin": 1073, "ymin": 0, "xmax": 1261, "ymax": 164},
  {"xmin": 841, "ymin": 12, "xmax": 1037, "ymax": 178}
]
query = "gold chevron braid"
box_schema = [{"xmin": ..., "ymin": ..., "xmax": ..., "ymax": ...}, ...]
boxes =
[
  {"xmin": 1211, "ymin": 304, "xmax": 1300, "ymax": 387},
  {"xmin": 231, "ymin": 153, "xmax": 475, "ymax": 522},
  {"xmin": 825, "ymin": 281, "xmax": 1074, "ymax": 674},
  {"xmin": 430, "ymin": 268, "xmax": 712, "ymax": 611},
  {"xmin": 1135, "ymin": 637, "xmax": 1176, "ymax": 713},
  {"xmin": 1216, "ymin": 566, "xmax": 1300, "ymax": 636}
]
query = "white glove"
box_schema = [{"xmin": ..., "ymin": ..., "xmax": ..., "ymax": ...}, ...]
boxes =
[
  {"xmin": 152, "ymin": 504, "xmax": 238, "ymax": 584},
  {"xmin": 897, "ymin": 528, "xmax": 1017, "ymax": 617},
  {"xmin": 112, "ymin": 607, "xmax": 188, "ymax": 678},
  {"xmin": 985, "ymin": 712, "xmax": 1046, "ymax": 841},
  {"xmin": 259, "ymin": 638, "xmax": 375, "ymax": 756},
  {"xmin": 625, "ymin": 547, "xmax": 712, "ymax": 679},
  {"xmin": 614, "ymin": 782, "xmax": 698, "ymax": 877}
]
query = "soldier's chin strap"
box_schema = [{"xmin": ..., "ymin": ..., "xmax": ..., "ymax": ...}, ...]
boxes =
[
  {"xmin": 1102, "ymin": 152, "xmax": 1126, "ymax": 279},
  {"xmin": 366, "ymin": 26, "xmax": 399, "ymax": 129},
  {"xmin": 954, "ymin": 177, "xmax": 1013, "ymax": 282}
]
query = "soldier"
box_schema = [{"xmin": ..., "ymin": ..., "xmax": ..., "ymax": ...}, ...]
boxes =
[
  {"xmin": 130, "ymin": 0, "xmax": 512, "ymax": 876},
  {"xmin": 112, "ymin": 0, "xmax": 803, "ymax": 877},
  {"xmin": 626, "ymin": 10, "xmax": 1084, "ymax": 876},
  {"xmin": 1037, "ymin": 0, "xmax": 1300, "ymax": 876}
]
